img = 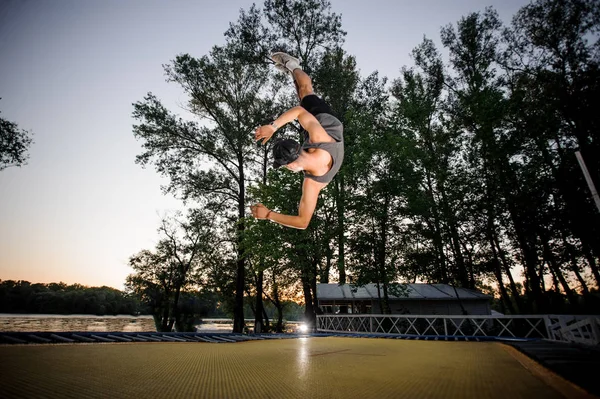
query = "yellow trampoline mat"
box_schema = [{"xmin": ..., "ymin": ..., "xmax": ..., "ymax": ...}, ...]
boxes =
[{"xmin": 0, "ymin": 337, "xmax": 581, "ymax": 399}]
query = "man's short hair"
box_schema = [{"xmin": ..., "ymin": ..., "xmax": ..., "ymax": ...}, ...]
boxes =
[{"xmin": 273, "ymin": 138, "xmax": 300, "ymax": 168}]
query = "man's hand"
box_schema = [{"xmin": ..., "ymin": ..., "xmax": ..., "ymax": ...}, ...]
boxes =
[
  {"xmin": 255, "ymin": 124, "xmax": 276, "ymax": 144},
  {"xmin": 250, "ymin": 203, "xmax": 271, "ymax": 219}
]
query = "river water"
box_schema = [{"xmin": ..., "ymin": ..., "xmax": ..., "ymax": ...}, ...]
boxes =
[
  {"xmin": 0, "ymin": 314, "xmax": 157, "ymax": 332},
  {"xmin": 0, "ymin": 314, "xmax": 303, "ymax": 333}
]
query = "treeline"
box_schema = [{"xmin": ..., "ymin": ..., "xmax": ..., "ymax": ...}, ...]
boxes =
[
  {"xmin": 0, "ymin": 280, "xmax": 304, "ymax": 332},
  {"xmin": 0, "ymin": 280, "xmax": 146, "ymax": 315},
  {"xmin": 129, "ymin": 0, "xmax": 600, "ymax": 332}
]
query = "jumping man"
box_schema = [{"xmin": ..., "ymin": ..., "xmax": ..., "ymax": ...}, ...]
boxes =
[{"xmin": 250, "ymin": 52, "xmax": 344, "ymax": 229}]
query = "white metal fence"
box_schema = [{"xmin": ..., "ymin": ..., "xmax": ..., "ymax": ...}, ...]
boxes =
[
  {"xmin": 316, "ymin": 314, "xmax": 600, "ymax": 344},
  {"xmin": 546, "ymin": 316, "xmax": 600, "ymax": 345}
]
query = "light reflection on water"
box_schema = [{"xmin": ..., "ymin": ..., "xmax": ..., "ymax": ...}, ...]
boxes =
[
  {"xmin": 0, "ymin": 315, "xmax": 304, "ymax": 333},
  {"xmin": 0, "ymin": 314, "xmax": 156, "ymax": 332}
]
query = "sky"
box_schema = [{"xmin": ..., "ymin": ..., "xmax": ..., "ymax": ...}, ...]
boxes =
[{"xmin": 0, "ymin": 0, "xmax": 531, "ymax": 290}]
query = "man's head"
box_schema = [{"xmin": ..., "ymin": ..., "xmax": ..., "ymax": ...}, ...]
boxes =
[{"xmin": 273, "ymin": 139, "xmax": 303, "ymax": 171}]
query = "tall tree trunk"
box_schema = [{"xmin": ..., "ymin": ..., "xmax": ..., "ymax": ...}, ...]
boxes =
[
  {"xmin": 582, "ymin": 245, "xmax": 600, "ymax": 288},
  {"xmin": 493, "ymin": 235, "xmax": 523, "ymax": 312},
  {"xmin": 311, "ymin": 261, "xmax": 319, "ymax": 318},
  {"xmin": 275, "ymin": 303, "xmax": 284, "ymax": 333},
  {"xmin": 440, "ymin": 185, "xmax": 468, "ymax": 288},
  {"xmin": 270, "ymin": 275, "xmax": 284, "ymax": 333},
  {"xmin": 493, "ymin": 264, "xmax": 515, "ymax": 314},
  {"xmin": 547, "ymin": 263, "xmax": 559, "ymax": 292},
  {"xmin": 543, "ymin": 138, "xmax": 600, "ymax": 288},
  {"xmin": 559, "ymin": 232, "xmax": 590, "ymax": 295},
  {"xmin": 450, "ymin": 283, "xmax": 468, "ymax": 315},
  {"xmin": 301, "ymin": 278, "xmax": 315, "ymax": 328},
  {"xmin": 234, "ymin": 247, "xmax": 246, "ymax": 333},
  {"xmin": 297, "ymin": 232, "xmax": 317, "ymax": 329},
  {"xmin": 449, "ymin": 223, "xmax": 468, "ymax": 288},
  {"xmin": 254, "ymin": 268, "xmax": 265, "ymax": 333},
  {"xmin": 161, "ymin": 294, "xmax": 171, "ymax": 332},
  {"xmin": 489, "ymin": 232, "xmax": 516, "ymax": 314},
  {"xmin": 233, "ymin": 170, "xmax": 246, "ymax": 333},
  {"xmin": 459, "ymin": 240, "xmax": 477, "ymax": 293},
  {"xmin": 375, "ymin": 282, "xmax": 383, "ymax": 314},
  {"xmin": 539, "ymin": 262, "xmax": 546, "ymax": 292},
  {"xmin": 381, "ymin": 280, "xmax": 391, "ymax": 314},
  {"xmin": 569, "ymin": 253, "xmax": 589, "ymax": 296},
  {"xmin": 429, "ymin": 188, "xmax": 448, "ymax": 283},
  {"xmin": 336, "ymin": 176, "xmax": 346, "ymax": 283},
  {"xmin": 423, "ymin": 122, "xmax": 450, "ymax": 284},
  {"xmin": 378, "ymin": 195, "xmax": 391, "ymax": 314},
  {"xmin": 542, "ymin": 238, "xmax": 578, "ymax": 309},
  {"xmin": 169, "ymin": 285, "xmax": 182, "ymax": 331},
  {"xmin": 486, "ymin": 141, "xmax": 543, "ymax": 311},
  {"xmin": 322, "ymin": 245, "xmax": 332, "ymax": 283},
  {"xmin": 509, "ymin": 208, "xmax": 545, "ymax": 312},
  {"xmin": 572, "ymin": 264, "xmax": 590, "ymax": 295},
  {"xmin": 483, "ymin": 163, "xmax": 524, "ymax": 312},
  {"xmin": 262, "ymin": 306, "xmax": 270, "ymax": 332}
]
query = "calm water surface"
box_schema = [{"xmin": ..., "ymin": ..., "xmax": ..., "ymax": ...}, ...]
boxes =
[
  {"xmin": 0, "ymin": 314, "xmax": 301, "ymax": 333},
  {"xmin": 0, "ymin": 314, "xmax": 156, "ymax": 332}
]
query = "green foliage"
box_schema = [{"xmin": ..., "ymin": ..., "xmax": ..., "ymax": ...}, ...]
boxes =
[
  {"xmin": 125, "ymin": 209, "xmax": 224, "ymax": 331},
  {"xmin": 0, "ymin": 102, "xmax": 33, "ymax": 171},
  {"xmin": 264, "ymin": 0, "xmax": 346, "ymax": 70},
  {"xmin": 130, "ymin": 0, "xmax": 600, "ymax": 319}
]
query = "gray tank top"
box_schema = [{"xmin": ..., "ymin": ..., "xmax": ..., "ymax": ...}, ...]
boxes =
[{"xmin": 302, "ymin": 113, "xmax": 344, "ymax": 184}]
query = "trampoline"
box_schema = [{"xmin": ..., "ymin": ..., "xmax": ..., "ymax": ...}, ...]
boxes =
[{"xmin": 0, "ymin": 335, "xmax": 593, "ymax": 399}]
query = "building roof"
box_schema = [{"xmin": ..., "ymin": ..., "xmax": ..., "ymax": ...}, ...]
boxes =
[{"xmin": 317, "ymin": 283, "xmax": 491, "ymax": 301}]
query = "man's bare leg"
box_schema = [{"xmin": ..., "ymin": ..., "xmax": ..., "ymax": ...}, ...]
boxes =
[
  {"xmin": 292, "ymin": 68, "xmax": 315, "ymax": 101},
  {"xmin": 271, "ymin": 52, "xmax": 314, "ymax": 100}
]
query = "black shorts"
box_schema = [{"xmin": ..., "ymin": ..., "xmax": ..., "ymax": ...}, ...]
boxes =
[{"xmin": 301, "ymin": 94, "xmax": 336, "ymax": 118}]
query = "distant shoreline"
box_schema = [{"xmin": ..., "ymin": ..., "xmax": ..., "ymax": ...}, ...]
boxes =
[
  {"xmin": 0, "ymin": 313, "xmax": 153, "ymax": 318},
  {"xmin": 0, "ymin": 314, "xmax": 275, "ymax": 322}
]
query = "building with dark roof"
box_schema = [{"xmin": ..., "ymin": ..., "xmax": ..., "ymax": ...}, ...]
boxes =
[{"xmin": 317, "ymin": 283, "xmax": 492, "ymax": 315}]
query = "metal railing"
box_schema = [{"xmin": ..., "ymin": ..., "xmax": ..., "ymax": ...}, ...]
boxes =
[
  {"xmin": 317, "ymin": 314, "xmax": 599, "ymax": 343},
  {"xmin": 547, "ymin": 316, "xmax": 600, "ymax": 345}
]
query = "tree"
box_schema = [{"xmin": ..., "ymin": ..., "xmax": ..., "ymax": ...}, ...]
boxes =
[
  {"xmin": 131, "ymin": 0, "xmax": 600, "ymax": 320},
  {"xmin": 264, "ymin": 0, "xmax": 345, "ymax": 71},
  {"xmin": 346, "ymin": 71, "xmax": 402, "ymax": 313},
  {"xmin": 0, "ymin": 280, "xmax": 144, "ymax": 315},
  {"xmin": 0, "ymin": 103, "xmax": 33, "ymax": 171},
  {"xmin": 132, "ymin": 34, "xmax": 274, "ymax": 332},
  {"xmin": 391, "ymin": 38, "xmax": 461, "ymax": 288},
  {"xmin": 502, "ymin": 0, "xmax": 600, "ymax": 292},
  {"xmin": 312, "ymin": 48, "xmax": 360, "ymax": 284},
  {"xmin": 126, "ymin": 209, "xmax": 217, "ymax": 331},
  {"xmin": 237, "ymin": 0, "xmax": 348, "ymax": 327}
]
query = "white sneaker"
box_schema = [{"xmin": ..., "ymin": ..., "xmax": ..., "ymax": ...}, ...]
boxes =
[
  {"xmin": 273, "ymin": 62, "xmax": 291, "ymax": 75},
  {"xmin": 271, "ymin": 52, "xmax": 301, "ymax": 73}
]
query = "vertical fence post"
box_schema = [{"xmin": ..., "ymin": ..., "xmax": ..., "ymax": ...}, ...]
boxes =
[
  {"xmin": 590, "ymin": 317, "xmax": 600, "ymax": 346},
  {"xmin": 543, "ymin": 315, "xmax": 552, "ymax": 340},
  {"xmin": 370, "ymin": 316, "xmax": 373, "ymax": 333},
  {"xmin": 444, "ymin": 318, "xmax": 448, "ymax": 336}
]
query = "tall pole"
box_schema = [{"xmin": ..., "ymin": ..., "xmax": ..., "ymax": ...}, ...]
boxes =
[{"xmin": 575, "ymin": 151, "xmax": 600, "ymax": 213}]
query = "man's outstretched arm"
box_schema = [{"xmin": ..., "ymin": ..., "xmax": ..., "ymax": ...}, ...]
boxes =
[
  {"xmin": 255, "ymin": 105, "xmax": 330, "ymax": 144},
  {"xmin": 255, "ymin": 106, "xmax": 304, "ymax": 143},
  {"xmin": 251, "ymin": 178, "xmax": 325, "ymax": 229}
]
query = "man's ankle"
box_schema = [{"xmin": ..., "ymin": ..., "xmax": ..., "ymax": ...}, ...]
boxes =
[{"xmin": 285, "ymin": 61, "xmax": 301, "ymax": 73}]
